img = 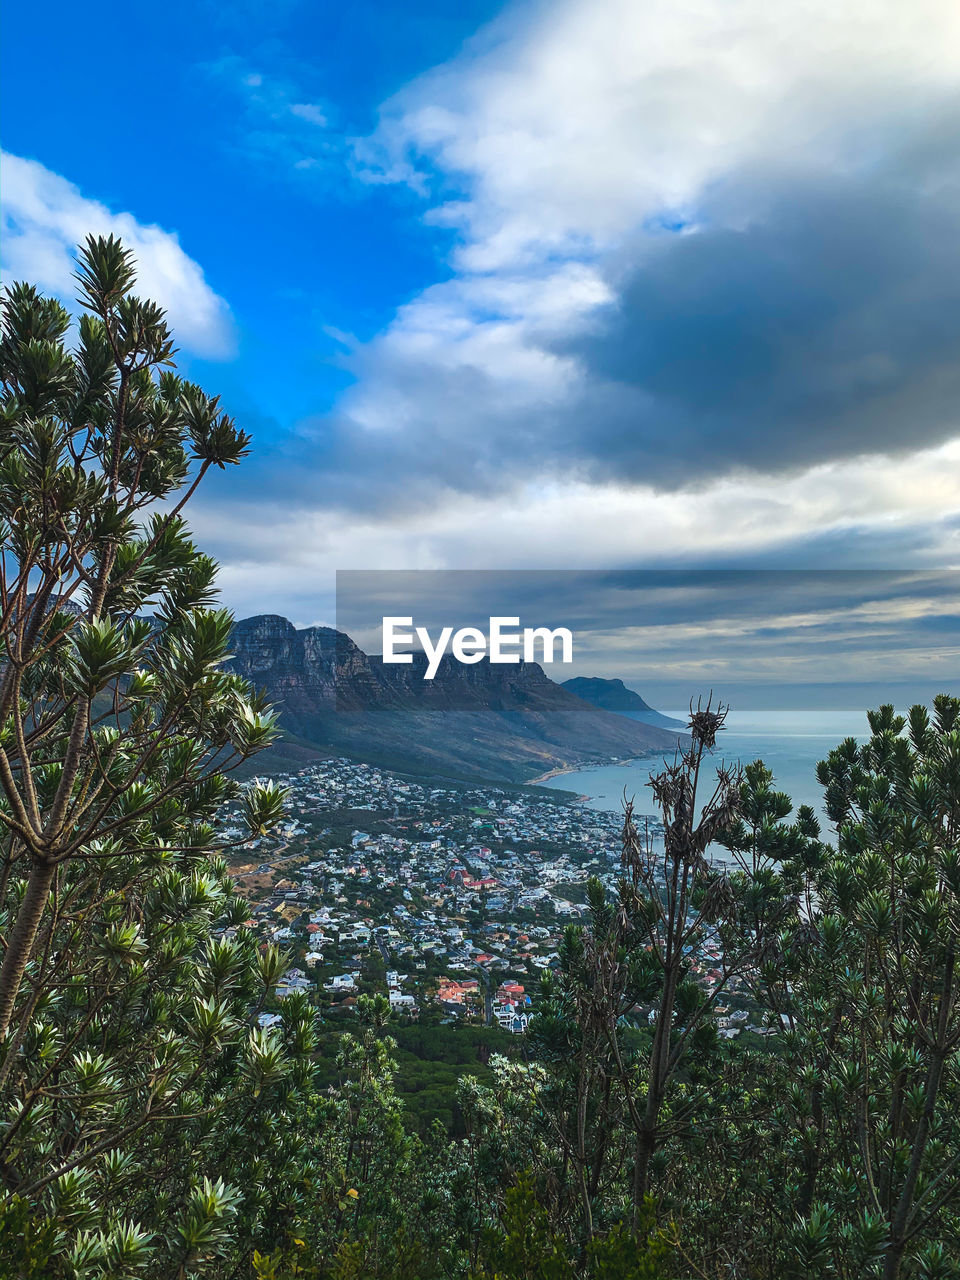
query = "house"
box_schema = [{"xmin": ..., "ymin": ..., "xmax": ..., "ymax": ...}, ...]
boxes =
[
  {"xmin": 349, "ymin": 927, "xmax": 372, "ymax": 946},
  {"xmin": 436, "ymin": 978, "xmax": 479, "ymax": 1005},
  {"xmin": 324, "ymin": 973, "xmax": 358, "ymax": 992},
  {"xmin": 494, "ymin": 1002, "xmax": 529, "ymax": 1034},
  {"xmin": 496, "ymin": 981, "xmax": 525, "ymax": 1004},
  {"xmin": 275, "ymin": 968, "xmax": 312, "ymax": 999}
]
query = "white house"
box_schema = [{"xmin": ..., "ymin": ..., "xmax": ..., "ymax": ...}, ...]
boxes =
[
  {"xmin": 324, "ymin": 972, "xmax": 358, "ymax": 992},
  {"xmin": 494, "ymin": 1002, "xmax": 529, "ymax": 1034}
]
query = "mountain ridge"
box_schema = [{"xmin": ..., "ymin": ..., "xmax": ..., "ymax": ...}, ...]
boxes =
[
  {"xmin": 561, "ymin": 676, "xmax": 687, "ymax": 730},
  {"xmin": 226, "ymin": 614, "xmax": 686, "ymax": 784}
]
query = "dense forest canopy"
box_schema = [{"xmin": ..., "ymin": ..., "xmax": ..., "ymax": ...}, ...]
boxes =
[{"xmin": 0, "ymin": 243, "xmax": 957, "ymax": 1279}]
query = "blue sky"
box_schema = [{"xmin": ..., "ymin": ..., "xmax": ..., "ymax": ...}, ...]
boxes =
[
  {"xmin": 1, "ymin": 0, "xmax": 506, "ymax": 423},
  {"xmin": 4, "ymin": 0, "xmax": 960, "ymax": 662}
]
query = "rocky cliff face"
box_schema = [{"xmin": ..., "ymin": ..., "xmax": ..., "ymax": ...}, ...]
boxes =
[
  {"xmin": 229, "ymin": 616, "xmax": 382, "ymax": 713},
  {"xmin": 561, "ymin": 676, "xmax": 686, "ymax": 730},
  {"xmin": 231, "ymin": 616, "xmax": 576, "ymax": 710},
  {"xmin": 227, "ymin": 615, "xmax": 686, "ymax": 783},
  {"xmin": 230, "ymin": 615, "xmax": 319, "ymax": 685}
]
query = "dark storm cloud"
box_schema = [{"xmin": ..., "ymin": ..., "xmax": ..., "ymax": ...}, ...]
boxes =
[
  {"xmin": 559, "ymin": 155, "xmax": 960, "ymax": 484},
  {"xmin": 257, "ymin": 118, "xmax": 960, "ymax": 515}
]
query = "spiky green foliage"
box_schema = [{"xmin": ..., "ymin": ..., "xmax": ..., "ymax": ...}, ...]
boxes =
[
  {"xmin": 1, "ymin": 240, "xmax": 958, "ymax": 1280},
  {"xmin": 455, "ymin": 706, "xmax": 960, "ymax": 1280},
  {"xmin": 0, "ymin": 239, "xmax": 309, "ymax": 1276},
  {"xmin": 775, "ymin": 701, "xmax": 960, "ymax": 1277}
]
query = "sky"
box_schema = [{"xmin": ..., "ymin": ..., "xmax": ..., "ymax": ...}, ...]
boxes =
[
  {"xmin": 4, "ymin": 0, "xmax": 960, "ymax": 696},
  {"xmin": 334, "ymin": 569, "xmax": 960, "ymax": 708}
]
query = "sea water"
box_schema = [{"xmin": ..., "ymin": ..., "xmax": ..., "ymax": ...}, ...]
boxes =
[{"xmin": 539, "ymin": 709, "xmax": 871, "ymax": 832}]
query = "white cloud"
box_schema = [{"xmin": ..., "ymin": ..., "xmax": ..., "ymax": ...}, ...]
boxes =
[
  {"xmin": 201, "ymin": 0, "xmax": 960, "ymax": 608},
  {"xmin": 201, "ymin": 57, "xmax": 337, "ymax": 179},
  {"xmin": 0, "ymin": 151, "xmax": 235, "ymax": 359},
  {"xmin": 197, "ymin": 437, "xmax": 960, "ymax": 622},
  {"xmin": 329, "ymin": 0, "xmax": 960, "ymax": 505},
  {"xmin": 338, "ymin": 261, "xmax": 609, "ymax": 440},
  {"xmin": 290, "ymin": 103, "xmax": 328, "ymax": 127},
  {"xmin": 367, "ymin": 0, "xmax": 960, "ymax": 270}
]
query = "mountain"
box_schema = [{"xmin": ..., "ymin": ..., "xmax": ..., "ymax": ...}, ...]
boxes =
[
  {"xmin": 561, "ymin": 676, "xmax": 687, "ymax": 731},
  {"xmin": 226, "ymin": 615, "xmax": 686, "ymax": 784}
]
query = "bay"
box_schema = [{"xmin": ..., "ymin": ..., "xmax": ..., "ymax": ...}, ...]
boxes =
[{"xmin": 538, "ymin": 709, "xmax": 871, "ymax": 831}]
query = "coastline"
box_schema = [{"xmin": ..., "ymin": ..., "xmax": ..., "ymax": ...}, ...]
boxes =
[
  {"xmin": 525, "ymin": 755, "xmax": 648, "ymax": 787},
  {"xmin": 525, "ymin": 764, "xmax": 581, "ymax": 785}
]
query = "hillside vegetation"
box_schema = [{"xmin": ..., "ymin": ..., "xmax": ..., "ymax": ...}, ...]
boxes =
[{"xmin": 0, "ymin": 243, "xmax": 957, "ymax": 1280}]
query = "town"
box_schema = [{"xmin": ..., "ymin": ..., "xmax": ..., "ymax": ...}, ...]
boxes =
[{"xmin": 217, "ymin": 758, "xmax": 769, "ymax": 1045}]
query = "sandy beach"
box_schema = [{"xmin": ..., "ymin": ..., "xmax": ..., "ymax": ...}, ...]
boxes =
[{"xmin": 525, "ymin": 764, "xmax": 582, "ymax": 785}]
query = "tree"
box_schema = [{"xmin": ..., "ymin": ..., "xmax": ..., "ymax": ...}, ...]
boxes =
[
  {"xmin": 778, "ymin": 701, "xmax": 960, "ymax": 1278},
  {"xmin": 614, "ymin": 699, "xmax": 743, "ymax": 1211},
  {"xmin": 507, "ymin": 703, "xmax": 762, "ymax": 1255},
  {"xmin": 665, "ymin": 704, "xmax": 960, "ymax": 1277},
  {"xmin": 547, "ymin": 700, "xmax": 746, "ymax": 1223},
  {"xmin": 0, "ymin": 238, "xmax": 301, "ymax": 1274}
]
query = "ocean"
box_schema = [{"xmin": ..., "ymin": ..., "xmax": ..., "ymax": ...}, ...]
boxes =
[{"xmin": 538, "ymin": 709, "xmax": 871, "ymax": 831}]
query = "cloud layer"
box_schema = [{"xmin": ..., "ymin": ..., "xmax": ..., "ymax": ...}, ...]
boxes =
[
  {"xmin": 8, "ymin": 0, "xmax": 960, "ymax": 636},
  {"xmin": 333, "ymin": 566, "xmax": 960, "ymax": 695},
  {"xmin": 190, "ymin": 436, "xmax": 960, "ymax": 627},
  {"xmin": 309, "ymin": 0, "xmax": 960, "ymax": 503},
  {"xmin": 0, "ymin": 152, "xmax": 235, "ymax": 359}
]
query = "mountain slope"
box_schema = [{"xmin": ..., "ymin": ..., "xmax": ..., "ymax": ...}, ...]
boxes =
[
  {"xmin": 561, "ymin": 677, "xmax": 687, "ymax": 730},
  {"xmin": 227, "ymin": 615, "xmax": 685, "ymax": 784}
]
